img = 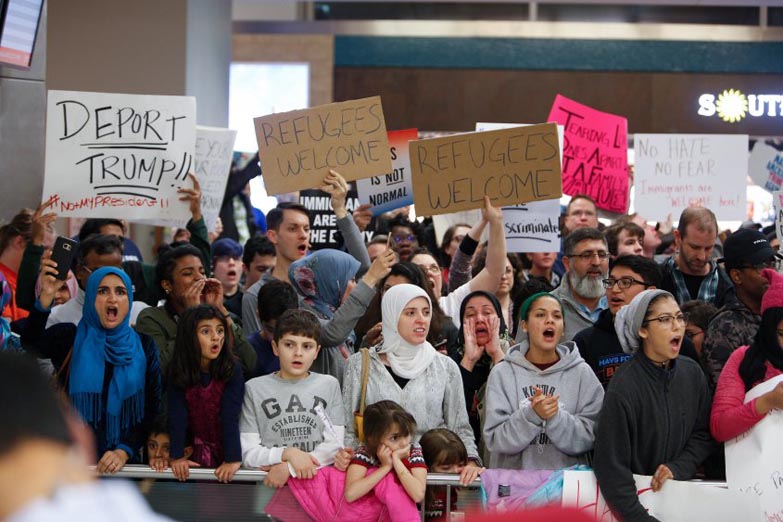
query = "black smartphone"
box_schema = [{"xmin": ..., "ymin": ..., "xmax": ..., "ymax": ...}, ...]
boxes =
[{"xmin": 50, "ymin": 236, "xmax": 78, "ymax": 281}]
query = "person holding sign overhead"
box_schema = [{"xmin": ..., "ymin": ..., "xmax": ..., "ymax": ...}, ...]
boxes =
[
  {"xmin": 241, "ymin": 169, "xmax": 371, "ymax": 337},
  {"xmin": 410, "ymin": 195, "xmax": 507, "ymax": 329}
]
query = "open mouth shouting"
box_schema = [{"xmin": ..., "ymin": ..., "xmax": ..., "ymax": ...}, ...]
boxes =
[
  {"xmin": 297, "ymin": 243, "xmax": 308, "ymax": 256},
  {"xmin": 474, "ymin": 322, "xmax": 490, "ymax": 343},
  {"xmin": 669, "ymin": 335, "xmax": 682, "ymax": 354},
  {"xmin": 542, "ymin": 327, "xmax": 557, "ymax": 343},
  {"xmin": 105, "ymin": 306, "xmax": 119, "ymax": 324}
]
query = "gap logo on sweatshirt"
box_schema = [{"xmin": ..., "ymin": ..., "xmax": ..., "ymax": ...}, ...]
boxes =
[{"xmin": 262, "ymin": 394, "xmax": 328, "ymax": 452}]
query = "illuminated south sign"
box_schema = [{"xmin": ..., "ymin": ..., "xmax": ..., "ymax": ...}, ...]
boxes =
[{"xmin": 698, "ymin": 89, "xmax": 783, "ymax": 122}]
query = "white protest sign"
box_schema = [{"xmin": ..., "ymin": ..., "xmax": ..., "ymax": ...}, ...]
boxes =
[
  {"xmin": 725, "ymin": 374, "xmax": 783, "ymax": 521},
  {"xmin": 131, "ymin": 126, "xmax": 236, "ymax": 231},
  {"xmin": 774, "ymin": 191, "xmax": 783, "ymax": 245},
  {"xmin": 476, "ymin": 123, "xmax": 562, "ymax": 253},
  {"xmin": 356, "ymin": 128, "xmax": 417, "ymax": 216},
  {"xmin": 634, "ymin": 134, "xmax": 748, "ymax": 221},
  {"xmin": 192, "ymin": 126, "xmax": 236, "ymax": 232},
  {"xmin": 749, "ymin": 141, "xmax": 783, "ymax": 192},
  {"xmin": 502, "ymin": 199, "xmax": 560, "ymax": 253},
  {"xmin": 43, "ymin": 90, "xmax": 196, "ymax": 220},
  {"xmin": 562, "ymin": 470, "xmax": 760, "ymax": 522}
]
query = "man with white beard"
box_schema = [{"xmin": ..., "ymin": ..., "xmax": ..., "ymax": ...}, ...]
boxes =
[{"xmin": 550, "ymin": 228, "xmax": 610, "ymax": 342}]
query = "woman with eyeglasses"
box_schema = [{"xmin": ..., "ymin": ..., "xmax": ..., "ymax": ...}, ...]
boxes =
[
  {"xmin": 710, "ymin": 269, "xmax": 783, "ymax": 442},
  {"xmin": 594, "ymin": 289, "xmax": 716, "ymax": 522},
  {"xmin": 574, "ymin": 255, "xmax": 703, "ymax": 389}
]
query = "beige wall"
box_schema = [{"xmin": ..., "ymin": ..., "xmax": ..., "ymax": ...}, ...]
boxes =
[{"xmin": 47, "ymin": 0, "xmax": 188, "ymax": 95}]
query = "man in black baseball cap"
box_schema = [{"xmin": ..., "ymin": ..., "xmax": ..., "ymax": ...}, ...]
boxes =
[{"xmin": 702, "ymin": 228, "xmax": 777, "ymax": 388}]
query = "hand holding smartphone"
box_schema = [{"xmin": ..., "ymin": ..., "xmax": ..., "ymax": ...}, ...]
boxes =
[{"xmin": 50, "ymin": 236, "xmax": 78, "ymax": 281}]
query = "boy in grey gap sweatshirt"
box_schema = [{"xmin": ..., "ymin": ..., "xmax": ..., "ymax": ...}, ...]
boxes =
[
  {"xmin": 483, "ymin": 340, "xmax": 604, "ymax": 470},
  {"xmin": 240, "ymin": 310, "xmax": 345, "ymax": 486}
]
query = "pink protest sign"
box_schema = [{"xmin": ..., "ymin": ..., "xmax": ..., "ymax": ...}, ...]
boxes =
[{"xmin": 547, "ymin": 95, "xmax": 629, "ymax": 213}]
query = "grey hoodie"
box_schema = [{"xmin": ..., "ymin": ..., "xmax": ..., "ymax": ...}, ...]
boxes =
[{"xmin": 483, "ymin": 340, "xmax": 604, "ymax": 470}]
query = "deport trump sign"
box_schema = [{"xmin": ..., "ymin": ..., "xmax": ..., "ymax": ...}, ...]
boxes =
[{"xmin": 42, "ymin": 90, "xmax": 196, "ymax": 220}]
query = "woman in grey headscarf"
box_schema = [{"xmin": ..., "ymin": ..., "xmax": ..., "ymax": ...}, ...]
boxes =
[{"xmin": 593, "ymin": 289, "xmax": 716, "ymax": 522}]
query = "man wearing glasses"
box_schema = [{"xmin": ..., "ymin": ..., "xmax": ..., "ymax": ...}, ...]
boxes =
[
  {"xmin": 573, "ymin": 255, "xmax": 701, "ymax": 388},
  {"xmin": 550, "ymin": 228, "xmax": 610, "ymax": 342},
  {"xmin": 702, "ymin": 228, "xmax": 776, "ymax": 388}
]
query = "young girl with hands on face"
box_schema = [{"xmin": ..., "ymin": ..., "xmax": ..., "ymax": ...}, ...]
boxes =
[
  {"xmin": 483, "ymin": 293, "xmax": 604, "ymax": 470},
  {"xmin": 344, "ymin": 400, "xmax": 427, "ymax": 514},
  {"xmin": 167, "ymin": 304, "xmax": 245, "ymax": 483}
]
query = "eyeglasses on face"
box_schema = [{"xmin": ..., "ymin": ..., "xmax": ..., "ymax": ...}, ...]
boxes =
[
  {"xmin": 569, "ymin": 250, "xmax": 610, "ymax": 261},
  {"xmin": 602, "ymin": 277, "xmax": 649, "ymax": 290},
  {"xmin": 643, "ymin": 314, "xmax": 686, "ymax": 329},
  {"xmin": 684, "ymin": 328, "xmax": 704, "ymax": 339},
  {"xmin": 417, "ymin": 264, "xmax": 441, "ymax": 275}
]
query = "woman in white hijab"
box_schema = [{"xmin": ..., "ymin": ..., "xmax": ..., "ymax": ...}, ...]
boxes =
[{"xmin": 342, "ymin": 284, "xmax": 483, "ymax": 484}]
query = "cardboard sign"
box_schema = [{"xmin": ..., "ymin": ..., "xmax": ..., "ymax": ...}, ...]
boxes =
[
  {"xmin": 475, "ymin": 123, "xmax": 562, "ymax": 253},
  {"xmin": 725, "ymin": 374, "xmax": 783, "ymax": 520},
  {"xmin": 749, "ymin": 141, "xmax": 783, "ymax": 192},
  {"xmin": 254, "ymin": 96, "xmax": 391, "ymax": 195},
  {"xmin": 634, "ymin": 134, "xmax": 748, "ymax": 221},
  {"xmin": 547, "ymin": 94, "xmax": 629, "ymax": 213},
  {"xmin": 299, "ymin": 188, "xmax": 375, "ymax": 251},
  {"xmin": 410, "ymin": 123, "xmax": 562, "ymax": 216},
  {"xmin": 43, "ymin": 90, "xmax": 196, "ymax": 220},
  {"xmin": 562, "ymin": 470, "xmax": 760, "ymax": 522},
  {"xmin": 356, "ymin": 128, "xmax": 417, "ymax": 216}
]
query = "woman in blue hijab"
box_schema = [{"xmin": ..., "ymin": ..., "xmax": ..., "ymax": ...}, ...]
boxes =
[
  {"xmin": 22, "ymin": 259, "xmax": 161, "ymax": 474},
  {"xmin": 289, "ymin": 249, "xmax": 360, "ymax": 383},
  {"xmin": 289, "ymin": 248, "xmax": 396, "ymax": 385}
]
